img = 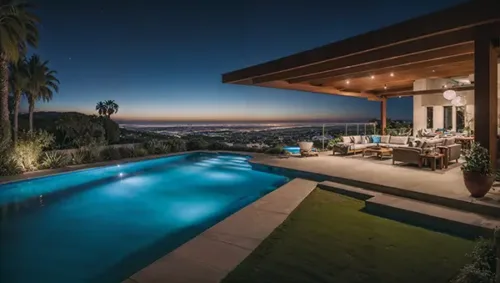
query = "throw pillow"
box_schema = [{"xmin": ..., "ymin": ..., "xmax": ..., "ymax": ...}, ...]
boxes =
[
  {"xmin": 341, "ymin": 136, "xmax": 352, "ymax": 144},
  {"xmin": 380, "ymin": 135, "xmax": 390, "ymax": 143},
  {"xmin": 372, "ymin": 136, "xmax": 381, "ymax": 143}
]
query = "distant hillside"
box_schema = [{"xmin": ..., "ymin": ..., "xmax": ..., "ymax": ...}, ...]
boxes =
[{"xmin": 16, "ymin": 111, "xmax": 91, "ymax": 132}]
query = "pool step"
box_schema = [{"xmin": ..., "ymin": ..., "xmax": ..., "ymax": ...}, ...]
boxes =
[
  {"xmin": 366, "ymin": 194, "xmax": 500, "ymax": 239},
  {"xmin": 318, "ymin": 180, "xmax": 500, "ymax": 239},
  {"xmin": 318, "ymin": 181, "xmax": 380, "ymax": 200}
]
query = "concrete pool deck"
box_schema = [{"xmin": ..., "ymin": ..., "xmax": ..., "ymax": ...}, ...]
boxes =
[
  {"xmin": 250, "ymin": 152, "xmax": 500, "ymax": 216},
  {"xmin": 122, "ymin": 178, "xmax": 317, "ymax": 283}
]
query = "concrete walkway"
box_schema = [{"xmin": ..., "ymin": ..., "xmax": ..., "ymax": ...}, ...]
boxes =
[{"xmin": 123, "ymin": 178, "xmax": 317, "ymax": 283}]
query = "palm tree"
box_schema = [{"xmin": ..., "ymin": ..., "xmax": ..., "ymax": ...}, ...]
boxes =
[
  {"xmin": 0, "ymin": 0, "xmax": 38, "ymax": 145},
  {"xmin": 104, "ymin": 100, "xmax": 118, "ymax": 118},
  {"xmin": 25, "ymin": 54, "xmax": 59, "ymax": 131},
  {"xmin": 9, "ymin": 58, "xmax": 28, "ymax": 143},
  {"xmin": 95, "ymin": 101, "xmax": 106, "ymax": 116}
]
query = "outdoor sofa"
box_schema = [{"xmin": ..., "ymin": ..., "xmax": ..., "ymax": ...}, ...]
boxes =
[
  {"xmin": 392, "ymin": 137, "xmax": 461, "ymax": 167},
  {"xmin": 333, "ymin": 135, "xmax": 409, "ymax": 155}
]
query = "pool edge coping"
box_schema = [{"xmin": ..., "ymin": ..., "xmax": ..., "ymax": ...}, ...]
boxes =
[{"xmin": 124, "ymin": 178, "xmax": 318, "ymax": 283}]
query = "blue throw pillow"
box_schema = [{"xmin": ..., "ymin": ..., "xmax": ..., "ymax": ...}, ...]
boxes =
[{"xmin": 372, "ymin": 136, "xmax": 381, "ymax": 143}]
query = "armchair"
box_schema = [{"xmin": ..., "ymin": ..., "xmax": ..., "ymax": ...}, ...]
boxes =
[
  {"xmin": 438, "ymin": 143, "xmax": 461, "ymax": 166},
  {"xmin": 392, "ymin": 147, "xmax": 423, "ymax": 166}
]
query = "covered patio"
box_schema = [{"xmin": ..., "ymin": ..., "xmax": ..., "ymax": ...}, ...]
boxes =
[{"xmin": 222, "ymin": 0, "xmax": 500, "ymax": 165}]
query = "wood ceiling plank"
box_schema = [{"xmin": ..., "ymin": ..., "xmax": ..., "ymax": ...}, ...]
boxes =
[{"xmin": 289, "ymin": 45, "xmax": 474, "ymax": 84}]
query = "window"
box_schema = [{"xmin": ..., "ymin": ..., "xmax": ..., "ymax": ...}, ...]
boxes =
[
  {"xmin": 444, "ymin": 106, "xmax": 453, "ymax": 130},
  {"xmin": 426, "ymin": 107, "xmax": 433, "ymax": 129},
  {"xmin": 456, "ymin": 106, "xmax": 465, "ymax": 132}
]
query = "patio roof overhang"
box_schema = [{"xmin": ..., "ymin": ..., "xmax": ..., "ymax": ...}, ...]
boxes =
[{"xmin": 221, "ymin": 0, "xmax": 500, "ymax": 101}]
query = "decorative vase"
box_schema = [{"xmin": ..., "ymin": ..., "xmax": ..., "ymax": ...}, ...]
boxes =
[{"xmin": 463, "ymin": 172, "xmax": 495, "ymax": 198}]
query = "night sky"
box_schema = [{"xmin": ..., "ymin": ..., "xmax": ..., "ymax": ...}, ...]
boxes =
[{"xmin": 30, "ymin": 0, "xmax": 466, "ymax": 123}]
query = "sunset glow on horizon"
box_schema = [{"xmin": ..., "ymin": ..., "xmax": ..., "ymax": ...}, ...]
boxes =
[{"xmin": 30, "ymin": 0, "xmax": 465, "ymax": 123}]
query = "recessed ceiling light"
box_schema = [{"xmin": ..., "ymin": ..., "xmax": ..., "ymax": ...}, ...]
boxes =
[
  {"xmin": 398, "ymin": 96, "xmax": 401, "ymax": 98},
  {"xmin": 390, "ymin": 72, "xmax": 394, "ymax": 77},
  {"xmin": 384, "ymin": 84, "xmax": 388, "ymax": 90},
  {"xmin": 432, "ymin": 70, "xmax": 436, "ymax": 72},
  {"xmin": 370, "ymin": 75, "xmax": 375, "ymax": 79},
  {"xmin": 346, "ymin": 80, "xmax": 350, "ymax": 84},
  {"xmin": 443, "ymin": 84, "xmax": 448, "ymax": 89}
]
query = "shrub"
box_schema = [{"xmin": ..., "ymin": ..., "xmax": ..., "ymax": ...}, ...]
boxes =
[
  {"xmin": 165, "ymin": 138, "xmax": 186, "ymax": 153},
  {"xmin": 452, "ymin": 238, "xmax": 495, "ymax": 283},
  {"xmin": 327, "ymin": 137, "xmax": 341, "ymax": 150},
  {"xmin": 186, "ymin": 138, "xmax": 209, "ymax": 151},
  {"xmin": 0, "ymin": 150, "xmax": 23, "ymax": 176},
  {"xmin": 207, "ymin": 141, "xmax": 230, "ymax": 151},
  {"xmin": 265, "ymin": 146, "xmax": 285, "ymax": 155},
  {"xmin": 40, "ymin": 151, "xmax": 70, "ymax": 169},
  {"xmin": 144, "ymin": 139, "xmax": 171, "ymax": 155},
  {"xmin": 461, "ymin": 142, "xmax": 493, "ymax": 176},
  {"xmin": 13, "ymin": 130, "xmax": 55, "ymax": 171},
  {"xmin": 71, "ymin": 148, "xmax": 91, "ymax": 165},
  {"xmin": 131, "ymin": 145, "xmax": 148, "ymax": 157},
  {"xmin": 100, "ymin": 147, "xmax": 122, "ymax": 161},
  {"xmin": 118, "ymin": 146, "xmax": 134, "ymax": 158}
]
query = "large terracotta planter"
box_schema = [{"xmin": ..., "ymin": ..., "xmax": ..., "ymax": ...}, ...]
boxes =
[{"xmin": 463, "ymin": 172, "xmax": 495, "ymax": 198}]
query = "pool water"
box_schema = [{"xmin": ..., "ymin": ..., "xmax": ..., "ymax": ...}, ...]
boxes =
[
  {"xmin": 283, "ymin": 146, "xmax": 318, "ymax": 154},
  {"xmin": 0, "ymin": 153, "xmax": 289, "ymax": 283},
  {"xmin": 283, "ymin": 146, "xmax": 300, "ymax": 154}
]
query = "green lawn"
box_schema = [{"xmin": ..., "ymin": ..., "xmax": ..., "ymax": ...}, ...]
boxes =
[{"xmin": 222, "ymin": 189, "xmax": 474, "ymax": 283}]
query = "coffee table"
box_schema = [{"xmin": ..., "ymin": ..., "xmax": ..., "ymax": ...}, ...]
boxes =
[
  {"xmin": 362, "ymin": 147, "xmax": 392, "ymax": 159},
  {"xmin": 419, "ymin": 153, "xmax": 445, "ymax": 171}
]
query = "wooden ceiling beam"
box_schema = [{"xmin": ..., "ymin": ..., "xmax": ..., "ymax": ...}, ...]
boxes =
[
  {"xmin": 383, "ymin": 85, "xmax": 475, "ymax": 98},
  {"xmin": 322, "ymin": 61, "xmax": 474, "ymax": 93},
  {"xmin": 262, "ymin": 81, "xmax": 378, "ymax": 100},
  {"xmin": 251, "ymin": 22, "xmax": 500, "ymax": 84},
  {"xmin": 290, "ymin": 48, "xmax": 474, "ymax": 85},
  {"xmin": 251, "ymin": 31, "xmax": 474, "ymax": 84},
  {"xmin": 222, "ymin": 0, "xmax": 500, "ymax": 84}
]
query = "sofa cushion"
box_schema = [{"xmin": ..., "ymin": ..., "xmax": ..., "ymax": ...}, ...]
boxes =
[
  {"xmin": 389, "ymin": 136, "xmax": 409, "ymax": 145},
  {"xmin": 425, "ymin": 139, "xmax": 444, "ymax": 147},
  {"xmin": 341, "ymin": 136, "xmax": 352, "ymax": 144},
  {"xmin": 386, "ymin": 144, "xmax": 409, "ymax": 148},
  {"xmin": 380, "ymin": 135, "xmax": 390, "ymax": 143},
  {"xmin": 372, "ymin": 136, "xmax": 381, "ymax": 143},
  {"xmin": 353, "ymin": 144, "xmax": 372, "ymax": 149},
  {"xmin": 444, "ymin": 138, "xmax": 456, "ymax": 146},
  {"xmin": 352, "ymin": 136, "xmax": 362, "ymax": 144}
]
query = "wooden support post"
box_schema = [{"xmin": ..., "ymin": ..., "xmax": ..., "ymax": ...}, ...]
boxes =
[
  {"xmin": 474, "ymin": 35, "xmax": 498, "ymax": 169},
  {"xmin": 380, "ymin": 98, "xmax": 387, "ymax": 135}
]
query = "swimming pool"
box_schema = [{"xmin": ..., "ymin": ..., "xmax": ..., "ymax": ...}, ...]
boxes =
[
  {"xmin": 283, "ymin": 146, "xmax": 301, "ymax": 154},
  {"xmin": 0, "ymin": 152, "xmax": 289, "ymax": 283}
]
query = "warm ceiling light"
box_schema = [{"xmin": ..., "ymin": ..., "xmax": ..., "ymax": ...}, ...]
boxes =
[
  {"xmin": 346, "ymin": 80, "xmax": 350, "ymax": 84},
  {"xmin": 390, "ymin": 72, "xmax": 394, "ymax": 77},
  {"xmin": 398, "ymin": 96, "xmax": 402, "ymax": 98},
  {"xmin": 432, "ymin": 69, "xmax": 436, "ymax": 72},
  {"xmin": 443, "ymin": 84, "xmax": 448, "ymax": 89},
  {"xmin": 370, "ymin": 75, "xmax": 375, "ymax": 79},
  {"xmin": 384, "ymin": 84, "xmax": 387, "ymax": 90}
]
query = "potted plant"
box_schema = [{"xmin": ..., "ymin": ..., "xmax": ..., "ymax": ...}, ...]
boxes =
[{"xmin": 461, "ymin": 142, "xmax": 495, "ymax": 198}]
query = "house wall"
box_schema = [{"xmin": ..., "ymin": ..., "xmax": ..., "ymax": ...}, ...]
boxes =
[{"xmin": 412, "ymin": 62, "xmax": 500, "ymax": 136}]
